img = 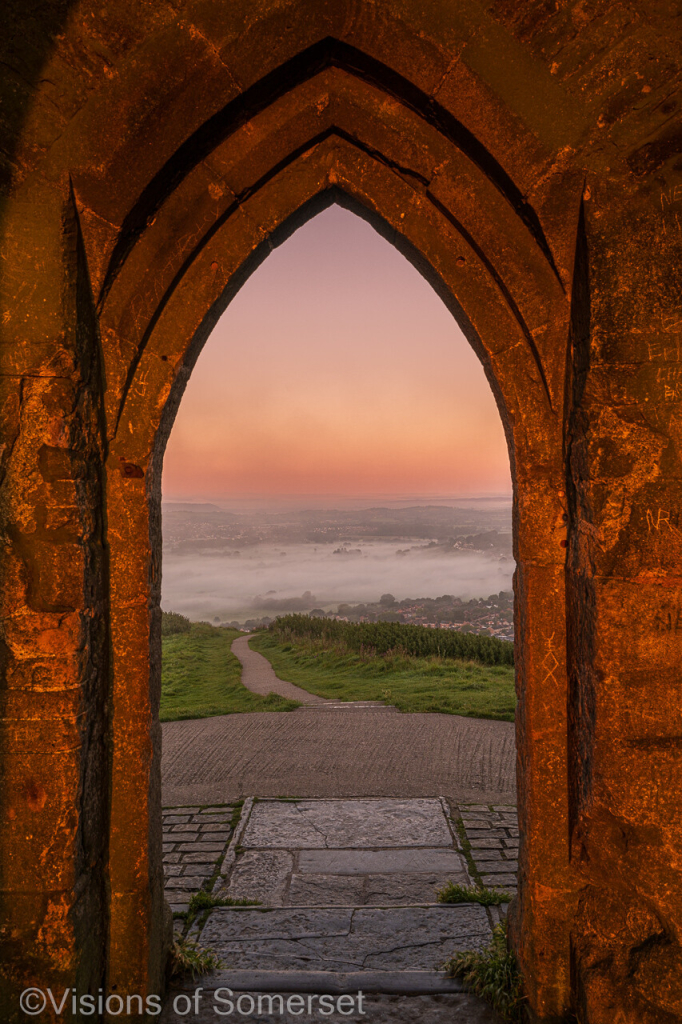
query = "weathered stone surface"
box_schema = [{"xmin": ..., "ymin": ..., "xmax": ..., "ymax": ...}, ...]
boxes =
[
  {"xmin": 226, "ymin": 851, "xmax": 294, "ymax": 905},
  {"xmin": 201, "ymin": 906, "xmax": 491, "ymax": 970},
  {"xmin": 161, "ymin": 991, "xmax": 499, "ymax": 1023},
  {"xmin": 297, "ymin": 848, "xmax": 466, "ymax": 875},
  {"xmin": 242, "ymin": 799, "xmax": 453, "ymax": 849},
  {"xmin": 286, "ymin": 875, "xmax": 367, "ymax": 907}
]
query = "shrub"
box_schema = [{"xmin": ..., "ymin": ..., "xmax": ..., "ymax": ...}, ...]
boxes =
[
  {"xmin": 268, "ymin": 614, "xmax": 514, "ymax": 667},
  {"xmin": 162, "ymin": 610, "xmax": 192, "ymax": 636}
]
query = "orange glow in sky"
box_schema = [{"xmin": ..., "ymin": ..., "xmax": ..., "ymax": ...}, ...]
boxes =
[{"xmin": 162, "ymin": 206, "xmax": 511, "ymax": 499}]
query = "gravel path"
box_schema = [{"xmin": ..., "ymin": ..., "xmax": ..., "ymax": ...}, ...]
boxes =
[
  {"xmin": 231, "ymin": 634, "xmax": 327, "ymax": 704},
  {"xmin": 162, "ymin": 710, "xmax": 516, "ymax": 806}
]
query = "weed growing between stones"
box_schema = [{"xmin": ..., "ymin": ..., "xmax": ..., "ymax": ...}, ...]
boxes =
[
  {"xmin": 451, "ymin": 817, "xmax": 483, "ymax": 884},
  {"xmin": 441, "ymin": 920, "xmax": 525, "ymax": 1023},
  {"xmin": 437, "ymin": 882, "xmax": 512, "ymax": 906},
  {"xmin": 170, "ymin": 937, "xmax": 222, "ymax": 979},
  {"xmin": 187, "ymin": 890, "xmax": 261, "ymax": 914}
]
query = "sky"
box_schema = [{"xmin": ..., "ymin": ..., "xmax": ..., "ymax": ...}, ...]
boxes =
[{"xmin": 162, "ymin": 205, "xmax": 511, "ymax": 501}]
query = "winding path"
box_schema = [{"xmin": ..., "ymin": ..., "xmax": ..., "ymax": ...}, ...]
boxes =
[
  {"xmin": 230, "ymin": 634, "xmax": 395, "ymax": 710},
  {"xmin": 161, "ymin": 634, "xmax": 516, "ymax": 806}
]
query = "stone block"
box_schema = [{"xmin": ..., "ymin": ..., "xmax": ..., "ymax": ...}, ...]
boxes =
[
  {"xmin": 201, "ymin": 906, "xmax": 492, "ymax": 970},
  {"xmin": 226, "ymin": 850, "xmax": 293, "ymax": 904},
  {"xmin": 480, "ymin": 874, "xmax": 517, "ymax": 887},
  {"xmin": 242, "ymin": 799, "xmax": 452, "ymax": 849},
  {"xmin": 297, "ymin": 849, "xmax": 466, "ymax": 875},
  {"xmin": 178, "ymin": 842, "xmax": 224, "ymax": 853},
  {"xmin": 286, "ymin": 874, "xmax": 366, "ymax": 906}
]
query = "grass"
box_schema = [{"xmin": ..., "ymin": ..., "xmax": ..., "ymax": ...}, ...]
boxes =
[
  {"xmin": 187, "ymin": 890, "xmax": 261, "ymax": 914},
  {"xmin": 437, "ymin": 882, "xmax": 513, "ymax": 906},
  {"xmin": 161, "ymin": 622, "xmax": 300, "ymax": 721},
  {"xmin": 170, "ymin": 936, "xmax": 222, "ymax": 979},
  {"xmin": 441, "ymin": 920, "xmax": 526, "ymax": 1023},
  {"xmin": 249, "ymin": 632, "xmax": 516, "ymax": 721}
]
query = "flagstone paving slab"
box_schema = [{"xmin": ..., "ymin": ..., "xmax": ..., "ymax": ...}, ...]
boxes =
[
  {"xmin": 228, "ymin": 851, "xmax": 294, "ymax": 905},
  {"xmin": 242, "ymin": 798, "xmax": 453, "ymax": 849},
  {"xmin": 297, "ymin": 848, "xmax": 466, "ymax": 875},
  {"xmin": 200, "ymin": 906, "xmax": 491, "ymax": 971},
  {"xmin": 160, "ymin": 991, "xmax": 499, "ymax": 1022}
]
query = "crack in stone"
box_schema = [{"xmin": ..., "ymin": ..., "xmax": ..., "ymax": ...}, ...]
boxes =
[{"xmin": 295, "ymin": 803, "xmax": 330, "ymax": 848}]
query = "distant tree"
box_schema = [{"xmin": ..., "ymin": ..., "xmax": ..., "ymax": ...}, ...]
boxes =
[
  {"xmin": 379, "ymin": 593, "xmax": 396, "ymax": 606},
  {"xmin": 310, "ymin": 609, "xmax": 327, "ymax": 618}
]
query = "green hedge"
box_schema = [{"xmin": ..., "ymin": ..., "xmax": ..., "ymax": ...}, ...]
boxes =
[{"xmin": 268, "ymin": 614, "xmax": 514, "ymax": 667}]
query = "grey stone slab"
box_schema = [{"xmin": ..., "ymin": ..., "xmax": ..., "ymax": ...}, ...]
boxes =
[
  {"xmin": 502, "ymin": 839, "xmax": 519, "ymax": 849},
  {"xmin": 297, "ymin": 848, "xmax": 465, "ymax": 876},
  {"xmin": 468, "ymin": 838, "xmax": 502, "ymax": 849},
  {"xmin": 201, "ymin": 906, "xmax": 491, "ymax": 971},
  {"xmin": 178, "ymin": 842, "xmax": 224, "ymax": 852},
  {"xmin": 193, "ymin": 814, "xmax": 233, "ymax": 823},
  {"xmin": 164, "ymin": 864, "xmax": 183, "ymax": 877},
  {"xmin": 166, "ymin": 806, "xmax": 201, "ymax": 814},
  {"xmin": 164, "ymin": 852, "xmax": 182, "ymax": 864},
  {"xmin": 226, "ymin": 850, "xmax": 293, "ymax": 904},
  {"xmin": 171, "ymin": 823, "xmax": 200, "ymax": 833},
  {"xmin": 464, "ymin": 829, "xmax": 508, "ymax": 839},
  {"xmin": 480, "ymin": 874, "xmax": 517, "ymax": 887},
  {"xmin": 365, "ymin": 874, "xmax": 462, "ymax": 906},
  {"xmin": 165, "ymin": 875, "xmax": 208, "ymax": 889},
  {"xmin": 286, "ymin": 875, "xmax": 366, "ymax": 906},
  {"xmin": 242, "ymin": 799, "xmax": 452, "ymax": 849},
  {"xmin": 181, "ymin": 863, "xmax": 214, "ymax": 877},
  {"xmin": 182, "ymin": 851, "xmax": 223, "ymax": 864},
  {"xmin": 161, "ymin": 990, "xmax": 499, "ymax": 1023},
  {"xmin": 474, "ymin": 860, "xmax": 517, "ymax": 875},
  {"xmin": 200, "ymin": 831, "xmax": 231, "ymax": 842},
  {"xmin": 492, "ymin": 805, "xmax": 515, "ymax": 811},
  {"xmin": 162, "ymin": 844, "xmax": 176, "ymax": 853},
  {"xmin": 163, "ymin": 815, "xmax": 190, "ymax": 824},
  {"xmin": 469, "ymin": 850, "xmax": 503, "ymax": 861}
]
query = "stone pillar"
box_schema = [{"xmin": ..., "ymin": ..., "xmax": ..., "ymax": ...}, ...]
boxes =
[
  {"xmin": 104, "ymin": 440, "xmax": 169, "ymax": 1001},
  {"xmin": 0, "ymin": 184, "xmax": 110, "ymax": 1018},
  {"xmin": 508, "ymin": 447, "xmax": 576, "ymax": 1022},
  {"xmin": 566, "ymin": 182, "xmax": 682, "ymax": 1023}
]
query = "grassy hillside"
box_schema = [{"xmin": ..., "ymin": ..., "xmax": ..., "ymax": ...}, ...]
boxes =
[
  {"xmin": 250, "ymin": 623, "xmax": 516, "ymax": 722},
  {"xmin": 161, "ymin": 620, "xmax": 299, "ymax": 721}
]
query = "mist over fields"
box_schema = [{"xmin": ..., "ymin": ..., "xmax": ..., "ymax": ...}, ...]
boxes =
[{"xmin": 161, "ymin": 498, "xmax": 514, "ymax": 623}]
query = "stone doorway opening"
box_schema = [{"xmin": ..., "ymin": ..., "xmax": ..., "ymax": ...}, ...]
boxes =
[{"xmin": 156, "ymin": 201, "xmax": 520, "ymax": 1020}]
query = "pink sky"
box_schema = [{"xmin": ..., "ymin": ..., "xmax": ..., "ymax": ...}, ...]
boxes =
[{"xmin": 162, "ymin": 205, "xmax": 511, "ymax": 500}]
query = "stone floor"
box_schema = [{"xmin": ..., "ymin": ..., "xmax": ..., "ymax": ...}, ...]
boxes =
[
  {"xmin": 163, "ymin": 803, "xmax": 238, "ymax": 913},
  {"xmin": 162, "ymin": 798, "xmax": 518, "ymax": 1020},
  {"xmin": 163, "ymin": 798, "xmax": 518, "ymax": 914}
]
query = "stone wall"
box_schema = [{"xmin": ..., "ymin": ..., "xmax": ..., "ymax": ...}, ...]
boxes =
[{"xmin": 0, "ymin": 3, "xmax": 680, "ymax": 1021}]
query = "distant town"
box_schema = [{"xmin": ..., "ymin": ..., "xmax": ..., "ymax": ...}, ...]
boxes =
[
  {"xmin": 215, "ymin": 590, "xmax": 514, "ymax": 642},
  {"xmin": 162, "ymin": 500, "xmax": 515, "ymax": 639}
]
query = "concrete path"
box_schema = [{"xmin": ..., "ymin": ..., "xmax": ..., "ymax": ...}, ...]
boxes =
[{"xmin": 161, "ymin": 710, "xmax": 515, "ymax": 806}]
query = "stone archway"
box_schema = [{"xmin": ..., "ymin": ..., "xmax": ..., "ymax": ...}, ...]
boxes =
[{"xmin": 1, "ymin": 6, "xmax": 681, "ymax": 1023}]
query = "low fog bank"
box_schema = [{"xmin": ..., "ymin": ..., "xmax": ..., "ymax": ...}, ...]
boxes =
[
  {"xmin": 162, "ymin": 542, "xmax": 513, "ymax": 623},
  {"xmin": 161, "ymin": 500, "xmax": 514, "ymax": 623}
]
